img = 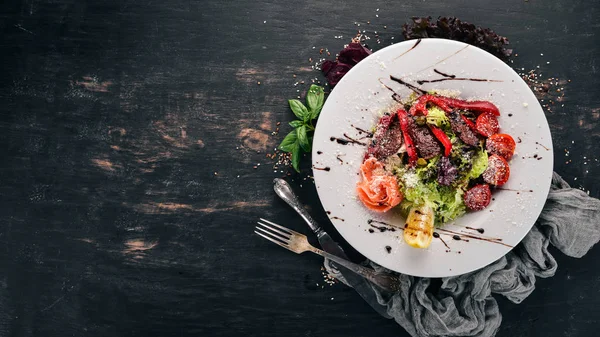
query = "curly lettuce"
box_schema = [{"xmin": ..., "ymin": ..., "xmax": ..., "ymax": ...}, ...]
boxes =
[
  {"xmin": 400, "ymin": 178, "xmax": 466, "ymax": 225},
  {"xmin": 426, "ymin": 106, "xmax": 450, "ymax": 129}
]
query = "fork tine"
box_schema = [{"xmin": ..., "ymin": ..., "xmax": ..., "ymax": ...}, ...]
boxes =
[
  {"xmin": 256, "ymin": 221, "xmax": 292, "ymax": 239},
  {"xmin": 254, "ymin": 230, "xmax": 290, "ymax": 249},
  {"xmin": 259, "ymin": 218, "xmax": 299, "ymax": 236},
  {"xmin": 255, "ymin": 225, "xmax": 289, "ymax": 243}
]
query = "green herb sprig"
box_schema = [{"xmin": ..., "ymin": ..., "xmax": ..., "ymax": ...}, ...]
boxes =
[{"xmin": 278, "ymin": 84, "xmax": 325, "ymax": 172}]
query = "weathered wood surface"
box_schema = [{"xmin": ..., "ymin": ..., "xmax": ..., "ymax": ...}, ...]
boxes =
[{"xmin": 0, "ymin": 0, "xmax": 598, "ymax": 336}]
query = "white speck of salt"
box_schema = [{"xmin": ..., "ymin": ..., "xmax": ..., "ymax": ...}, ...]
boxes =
[
  {"xmin": 403, "ymin": 172, "xmax": 419, "ymax": 188},
  {"xmin": 523, "ymin": 102, "xmax": 529, "ymax": 107},
  {"xmin": 263, "ymin": 21, "xmax": 266, "ymax": 23}
]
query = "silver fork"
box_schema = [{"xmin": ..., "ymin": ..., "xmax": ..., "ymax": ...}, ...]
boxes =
[{"xmin": 255, "ymin": 218, "xmax": 400, "ymax": 292}]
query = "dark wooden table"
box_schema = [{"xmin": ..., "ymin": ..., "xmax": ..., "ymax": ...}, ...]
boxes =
[{"xmin": 1, "ymin": 0, "xmax": 599, "ymax": 336}]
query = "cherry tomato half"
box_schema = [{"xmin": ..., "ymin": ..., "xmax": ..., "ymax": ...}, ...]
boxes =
[
  {"xmin": 486, "ymin": 134, "xmax": 516, "ymax": 161},
  {"xmin": 482, "ymin": 154, "xmax": 510, "ymax": 186},
  {"xmin": 475, "ymin": 112, "xmax": 499, "ymax": 137}
]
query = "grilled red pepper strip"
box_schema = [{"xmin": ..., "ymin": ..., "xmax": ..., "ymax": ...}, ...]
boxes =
[
  {"xmin": 409, "ymin": 94, "xmax": 452, "ymax": 116},
  {"xmin": 397, "ymin": 109, "xmax": 418, "ymax": 165},
  {"xmin": 428, "ymin": 125, "xmax": 452, "ymax": 157},
  {"xmin": 409, "ymin": 95, "xmax": 500, "ymax": 116},
  {"xmin": 460, "ymin": 114, "xmax": 477, "ymax": 131},
  {"xmin": 438, "ymin": 97, "xmax": 500, "ymax": 116}
]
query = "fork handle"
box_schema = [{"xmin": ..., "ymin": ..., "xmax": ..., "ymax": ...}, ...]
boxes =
[
  {"xmin": 273, "ymin": 178, "xmax": 324, "ymax": 236},
  {"xmin": 308, "ymin": 246, "xmax": 399, "ymax": 292}
]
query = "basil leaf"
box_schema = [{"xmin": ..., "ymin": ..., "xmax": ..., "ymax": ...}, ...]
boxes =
[
  {"xmin": 291, "ymin": 143, "xmax": 301, "ymax": 172},
  {"xmin": 278, "ymin": 130, "xmax": 298, "ymax": 153},
  {"xmin": 289, "ymin": 120, "xmax": 303, "ymax": 128},
  {"xmin": 306, "ymin": 85, "xmax": 325, "ymax": 119},
  {"xmin": 297, "ymin": 125, "xmax": 311, "ymax": 152},
  {"xmin": 288, "ymin": 99, "xmax": 309, "ymax": 120}
]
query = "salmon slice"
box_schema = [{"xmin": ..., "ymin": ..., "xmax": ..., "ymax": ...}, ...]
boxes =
[{"xmin": 356, "ymin": 158, "xmax": 403, "ymax": 212}]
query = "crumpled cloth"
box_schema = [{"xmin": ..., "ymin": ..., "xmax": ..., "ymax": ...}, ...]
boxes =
[{"xmin": 325, "ymin": 172, "xmax": 600, "ymax": 337}]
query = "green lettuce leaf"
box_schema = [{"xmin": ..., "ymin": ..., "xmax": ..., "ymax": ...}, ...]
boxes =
[
  {"xmin": 426, "ymin": 106, "xmax": 450, "ymax": 129},
  {"xmin": 400, "ymin": 178, "xmax": 467, "ymax": 225},
  {"xmin": 467, "ymin": 148, "xmax": 488, "ymax": 180}
]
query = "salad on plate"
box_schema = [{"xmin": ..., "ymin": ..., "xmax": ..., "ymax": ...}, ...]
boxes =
[{"xmin": 356, "ymin": 93, "xmax": 516, "ymax": 249}]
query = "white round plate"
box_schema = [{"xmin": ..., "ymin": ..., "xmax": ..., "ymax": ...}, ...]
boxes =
[{"xmin": 312, "ymin": 39, "xmax": 553, "ymax": 277}]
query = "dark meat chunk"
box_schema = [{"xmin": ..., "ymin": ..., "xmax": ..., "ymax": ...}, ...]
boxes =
[
  {"xmin": 449, "ymin": 112, "xmax": 480, "ymax": 147},
  {"xmin": 408, "ymin": 120, "xmax": 442, "ymax": 159},
  {"xmin": 365, "ymin": 114, "xmax": 403, "ymax": 161},
  {"xmin": 437, "ymin": 156, "xmax": 458, "ymax": 186}
]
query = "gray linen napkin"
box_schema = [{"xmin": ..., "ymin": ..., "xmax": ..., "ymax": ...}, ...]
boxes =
[{"xmin": 324, "ymin": 172, "xmax": 600, "ymax": 337}]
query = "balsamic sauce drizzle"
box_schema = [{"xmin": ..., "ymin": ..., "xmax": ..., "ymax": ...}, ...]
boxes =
[
  {"xmin": 366, "ymin": 220, "xmax": 510, "ymax": 250},
  {"xmin": 417, "ymin": 45, "xmax": 469, "ymax": 73},
  {"xmin": 496, "ymin": 187, "xmax": 534, "ymax": 193},
  {"xmin": 329, "ymin": 133, "xmax": 366, "ymax": 146},
  {"xmin": 367, "ymin": 219, "xmax": 398, "ymax": 233},
  {"xmin": 377, "ymin": 78, "xmax": 404, "ymax": 102},
  {"xmin": 535, "ymin": 141, "xmax": 550, "ymax": 151},
  {"xmin": 389, "ymin": 75, "xmax": 427, "ymax": 95},
  {"xmin": 433, "ymin": 69, "xmax": 455, "ymax": 78},
  {"xmin": 313, "ymin": 166, "xmax": 331, "ymax": 171},
  {"xmin": 351, "ymin": 125, "xmax": 374, "ymax": 137},
  {"xmin": 437, "ymin": 228, "xmax": 512, "ymax": 247},
  {"xmin": 392, "ymin": 38, "xmax": 422, "ymax": 61},
  {"xmin": 433, "ymin": 232, "xmax": 450, "ymax": 250},
  {"xmin": 466, "ymin": 226, "xmax": 485, "ymax": 234},
  {"xmin": 451, "ymin": 224, "xmax": 486, "ymax": 234},
  {"xmin": 416, "ymin": 68, "xmax": 503, "ymax": 85}
]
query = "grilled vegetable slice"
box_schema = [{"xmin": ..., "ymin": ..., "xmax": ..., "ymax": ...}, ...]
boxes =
[{"xmin": 403, "ymin": 205, "xmax": 434, "ymax": 248}]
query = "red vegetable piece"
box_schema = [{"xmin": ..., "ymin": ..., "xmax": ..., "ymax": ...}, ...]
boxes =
[
  {"xmin": 409, "ymin": 94, "xmax": 452, "ymax": 116},
  {"xmin": 464, "ymin": 184, "xmax": 492, "ymax": 211},
  {"xmin": 486, "ymin": 134, "xmax": 516, "ymax": 161},
  {"xmin": 410, "ymin": 95, "xmax": 500, "ymax": 116},
  {"xmin": 409, "ymin": 95, "xmax": 429, "ymax": 116},
  {"xmin": 441, "ymin": 97, "xmax": 501, "ymax": 116},
  {"xmin": 460, "ymin": 114, "xmax": 477, "ymax": 130},
  {"xmin": 482, "ymin": 154, "xmax": 510, "ymax": 186},
  {"xmin": 397, "ymin": 109, "xmax": 418, "ymax": 165},
  {"xmin": 475, "ymin": 112, "xmax": 500, "ymax": 137},
  {"xmin": 428, "ymin": 125, "xmax": 452, "ymax": 157}
]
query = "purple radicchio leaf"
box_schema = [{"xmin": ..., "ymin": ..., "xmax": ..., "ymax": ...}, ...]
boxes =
[
  {"xmin": 402, "ymin": 16, "xmax": 513, "ymax": 61},
  {"xmin": 437, "ymin": 156, "xmax": 458, "ymax": 186},
  {"xmin": 337, "ymin": 42, "xmax": 373, "ymax": 65},
  {"xmin": 321, "ymin": 42, "xmax": 372, "ymax": 87}
]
